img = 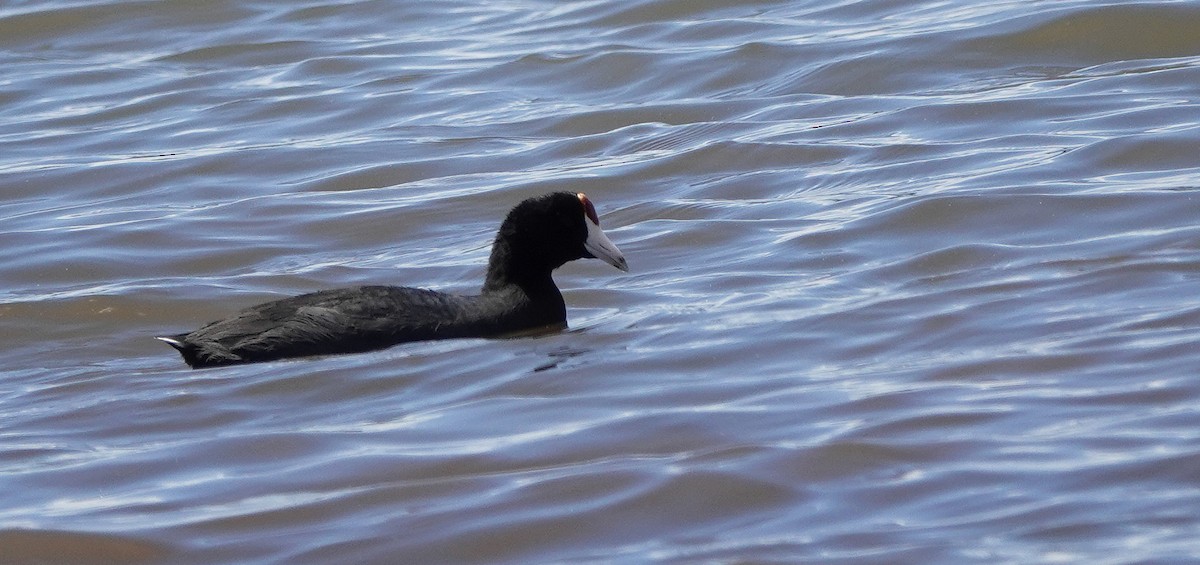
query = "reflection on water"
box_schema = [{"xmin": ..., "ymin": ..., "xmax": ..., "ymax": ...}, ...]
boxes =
[{"xmin": 3, "ymin": 0, "xmax": 1200, "ymax": 563}]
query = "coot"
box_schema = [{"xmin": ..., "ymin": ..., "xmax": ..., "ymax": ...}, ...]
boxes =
[{"xmin": 157, "ymin": 192, "xmax": 627, "ymax": 368}]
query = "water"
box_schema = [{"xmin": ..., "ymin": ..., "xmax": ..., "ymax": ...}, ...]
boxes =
[{"xmin": 3, "ymin": 0, "xmax": 1200, "ymax": 563}]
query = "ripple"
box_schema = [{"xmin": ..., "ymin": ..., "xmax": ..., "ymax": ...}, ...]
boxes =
[{"xmin": 4, "ymin": 0, "xmax": 1200, "ymax": 563}]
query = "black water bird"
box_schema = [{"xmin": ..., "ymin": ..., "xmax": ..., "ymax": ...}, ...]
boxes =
[{"xmin": 157, "ymin": 192, "xmax": 628, "ymax": 368}]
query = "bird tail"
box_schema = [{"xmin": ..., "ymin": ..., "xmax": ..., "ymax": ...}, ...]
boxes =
[{"xmin": 155, "ymin": 335, "xmax": 201, "ymax": 368}]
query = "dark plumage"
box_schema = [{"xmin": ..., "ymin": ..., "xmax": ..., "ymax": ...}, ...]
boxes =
[{"xmin": 157, "ymin": 192, "xmax": 627, "ymax": 368}]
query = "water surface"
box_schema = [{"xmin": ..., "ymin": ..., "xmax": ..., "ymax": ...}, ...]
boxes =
[{"xmin": 3, "ymin": 1, "xmax": 1200, "ymax": 563}]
